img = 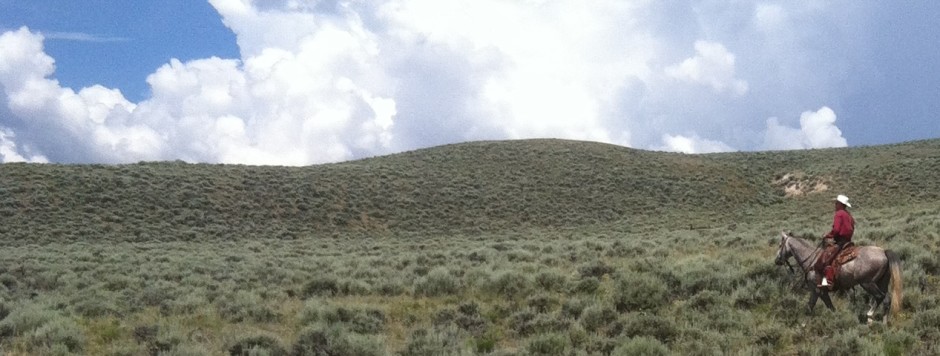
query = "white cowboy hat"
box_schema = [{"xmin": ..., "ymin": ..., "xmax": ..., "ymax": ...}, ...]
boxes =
[{"xmin": 833, "ymin": 194, "xmax": 852, "ymax": 208}]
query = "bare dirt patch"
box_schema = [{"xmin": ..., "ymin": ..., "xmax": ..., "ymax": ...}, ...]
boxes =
[{"xmin": 773, "ymin": 172, "xmax": 831, "ymax": 197}]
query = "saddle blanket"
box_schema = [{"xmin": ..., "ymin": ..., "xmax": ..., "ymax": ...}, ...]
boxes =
[{"xmin": 834, "ymin": 243, "xmax": 859, "ymax": 265}]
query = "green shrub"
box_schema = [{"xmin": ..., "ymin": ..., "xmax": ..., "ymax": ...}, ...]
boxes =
[
  {"xmin": 817, "ymin": 330, "xmax": 880, "ymax": 356},
  {"xmin": 486, "ymin": 270, "xmax": 532, "ymax": 299},
  {"xmin": 882, "ymin": 330, "xmax": 917, "ymax": 356},
  {"xmin": 686, "ymin": 290, "xmax": 722, "ymax": 311},
  {"xmin": 526, "ymin": 294, "xmax": 558, "ymax": 313},
  {"xmin": 534, "ymin": 270, "xmax": 567, "ymax": 292},
  {"xmin": 27, "ymin": 317, "xmax": 85, "ymax": 353},
  {"xmin": 228, "ymin": 335, "xmax": 288, "ymax": 356},
  {"xmin": 577, "ymin": 260, "xmax": 615, "ymax": 278},
  {"xmin": 0, "ymin": 299, "xmax": 11, "ymax": 321},
  {"xmin": 291, "ymin": 325, "xmax": 384, "ymax": 356},
  {"xmin": 139, "ymin": 281, "xmax": 176, "ymax": 307},
  {"xmin": 619, "ymin": 313, "xmax": 677, "ymax": 343},
  {"xmin": 216, "ymin": 290, "xmax": 281, "ymax": 323},
  {"xmin": 414, "ymin": 267, "xmax": 461, "ymax": 297},
  {"xmin": 399, "ymin": 325, "xmax": 465, "ymax": 356},
  {"xmin": 73, "ymin": 296, "xmax": 120, "ymax": 318},
  {"xmin": 612, "ymin": 274, "xmax": 668, "ymax": 312},
  {"xmin": 508, "ymin": 310, "xmax": 536, "ymax": 336},
  {"xmin": 301, "ymin": 303, "xmax": 386, "ymax": 334},
  {"xmin": 302, "ymin": 275, "xmax": 341, "ymax": 297},
  {"xmin": 580, "ymin": 305, "xmax": 617, "ymax": 332},
  {"xmin": 570, "ymin": 277, "xmax": 600, "ymax": 294},
  {"xmin": 559, "ymin": 298, "xmax": 586, "ymax": 319},
  {"xmin": 0, "ymin": 302, "xmax": 57, "ymax": 337},
  {"xmin": 525, "ymin": 333, "xmax": 569, "ymax": 356},
  {"xmin": 611, "ymin": 336, "xmax": 669, "ymax": 356},
  {"xmin": 375, "ymin": 279, "xmax": 406, "ymax": 296}
]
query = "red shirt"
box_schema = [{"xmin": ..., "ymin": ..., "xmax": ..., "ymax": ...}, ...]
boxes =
[{"xmin": 829, "ymin": 209, "xmax": 854, "ymax": 241}]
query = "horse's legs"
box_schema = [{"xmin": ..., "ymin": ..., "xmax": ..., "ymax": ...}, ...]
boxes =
[
  {"xmin": 820, "ymin": 292, "xmax": 835, "ymax": 311},
  {"xmin": 807, "ymin": 291, "xmax": 819, "ymax": 314},
  {"xmin": 860, "ymin": 282, "xmax": 886, "ymax": 322}
]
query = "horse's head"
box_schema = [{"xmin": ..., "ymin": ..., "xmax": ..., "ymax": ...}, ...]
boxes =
[{"xmin": 774, "ymin": 231, "xmax": 792, "ymax": 266}]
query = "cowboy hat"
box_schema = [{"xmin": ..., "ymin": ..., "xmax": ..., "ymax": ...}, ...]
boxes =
[{"xmin": 833, "ymin": 194, "xmax": 852, "ymax": 208}]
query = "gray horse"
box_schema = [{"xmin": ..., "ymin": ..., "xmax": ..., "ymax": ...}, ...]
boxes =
[{"xmin": 774, "ymin": 231, "xmax": 903, "ymax": 323}]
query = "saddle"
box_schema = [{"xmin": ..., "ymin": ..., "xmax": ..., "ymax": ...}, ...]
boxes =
[
  {"xmin": 833, "ymin": 243, "xmax": 859, "ymax": 266},
  {"xmin": 814, "ymin": 242, "xmax": 858, "ymax": 287}
]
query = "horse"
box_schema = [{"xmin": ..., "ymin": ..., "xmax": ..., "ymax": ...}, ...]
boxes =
[{"xmin": 773, "ymin": 231, "xmax": 903, "ymax": 324}]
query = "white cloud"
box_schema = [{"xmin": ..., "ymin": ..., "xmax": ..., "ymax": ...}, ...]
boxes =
[
  {"xmin": 0, "ymin": 127, "xmax": 48, "ymax": 163},
  {"xmin": 41, "ymin": 31, "xmax": 129, "ymax": 43},
  {"xmin": 763, "ymin": 106, "xmax": 847, "ymax": 150},
  {"xmin": 666, "ymin": 40, "xmax": 748, "ymax": 96},
  {"xmin": 657, "ymin": 133, "xmax": 735, "ymax": 154},
  {"xmin": 0, "ymin": 2, "xmax": 877, "ymax": 164}
]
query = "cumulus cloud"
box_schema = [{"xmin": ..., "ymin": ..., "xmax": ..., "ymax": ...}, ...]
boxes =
[
  {"xmin": 0, "ymin": 128, "xmax": 47, "ymax": 162},
  {"xmin": 666, "ymin": 40, "xmax": 748, "ymax": 96},
  {"xmin": 763, "ymin": 106, "xmax": 848, "ymax": 150},
  {"xmin": 657, "ymin": 133, "xmax": 735, "ymax": 154},
  {"xmin": 0, "ymin": 1, "xmax": 873, "ymax": 164}
]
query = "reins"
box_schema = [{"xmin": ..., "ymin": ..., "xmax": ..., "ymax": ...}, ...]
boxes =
[{"xmin": 781, "ymin": 235, "xmax": 823, "ymax": 286}]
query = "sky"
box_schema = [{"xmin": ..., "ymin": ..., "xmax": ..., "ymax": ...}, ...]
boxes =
[{"xmin": 1, "ymin": 0, "xmax": 938, "ymax": 165}]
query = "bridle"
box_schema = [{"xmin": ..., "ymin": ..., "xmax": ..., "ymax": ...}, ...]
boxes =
[{"xmin": 777, "ymin": 233, "xmax": 823, "ymax": 285}]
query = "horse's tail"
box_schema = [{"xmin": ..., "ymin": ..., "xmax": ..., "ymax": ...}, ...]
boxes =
[{"xmin": 886, "ymin": 250, "xmax": 903, "ymax": 320}]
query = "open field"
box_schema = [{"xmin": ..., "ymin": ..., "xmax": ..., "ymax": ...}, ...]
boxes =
[{"xmin": 1, "ymin": 139, "xmax": 940, "ymax": 355}]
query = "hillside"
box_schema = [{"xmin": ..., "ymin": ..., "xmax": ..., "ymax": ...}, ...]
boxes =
[
  {"xmin": 2, "ymin": 138, "xmax": 940, "ymax": 355},
  {"xmin": 2, "ymin": 139, "xmax": 939, "ymax": 243}
]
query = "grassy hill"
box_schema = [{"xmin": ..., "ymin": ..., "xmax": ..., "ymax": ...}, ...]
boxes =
[
  {"xmin": 1, "ymin": 138, "xmax": 940, "ymax": 355},
  {"xmin": 3, "ymin": 138, "xmax": 938, "ymax": 244}
]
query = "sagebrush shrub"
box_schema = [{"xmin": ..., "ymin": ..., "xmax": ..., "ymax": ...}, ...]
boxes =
[
  {"xmin": 612, "ymin": 273, "xmax": 668, "ymax": 312},
  {"xmin": 400, "ymin": 325, "xmax": 466, "ymax": 356},
  {"xmin": 291, "ymin": 325, "xmax": 384, "ymax": 356},
  {"xmin": 302, "ymin": 302, "xmax": 387, "ymax": 334},
  {"xmin": 570, "ymin": 277, "xmax": 600, "ymax": 294},
  {"xmin": 0, "ymin": 302, "xmax": 57, "ymax": 337},
  {"xmin": 414, "ymin": 267, "xmax": 461, "ymax": 297},
  {"xmin": 619, "ymin": 313, "xmax": 677, "ymax": 343},
  {"xmin": 27, "ymin": 317, "xmax": 85, "ymax": 354},
  {"xmin": 526, "ymin": 294, "xmax": 557, "ymax": 314},
  {"xmin": 611, "ymin": 336, "xmax": 669, "ymax": 356},
  {"xmin": 577, "ymin": 260, "xmax": 615, "ymax": 278},
  {"xmin": 815, "ymin": 329, "xmax": 880, "ymax": 356},
  {"xmin": 486, "ymin": 270, "xmax": 532, "ymax": 299},
  {"xmin": 686, "ymin": 290, "xmax": 722, "ymax": 311},
  {"xmin": 228, "ymin": 335, "xmax": 288, "ymax": 356},
  {"xmin": 508, "ymin": 309, "xmax": 536, "ymax": 336},
  {"xmin": 913, "ymin": 309, "xmax": 940, "ymax": 338},
  {"xmin": 525, "ymin": 333, "xmax": 569, "ymax": 356},
  {"xmin": 579, "ymin": 305, "xmax": 617, "ymax": 332},
  {"xmin": 302, "ymin": 275, "xmax": 340, "ymax": 297},
  {"xmin": 215, "ymin": 290, "xmax": 281, "ymax": 323},
  {"xmin": 882, "ymin": 329, "xmax": 917, "ymax": 356},
  {"xmin": 0, "ymin": 299, "xmax": 9, "ymax": 321},
  {"xmin": 534, "ymin": 270, "xmax": 567, "ymax": 292},
  {"xmin": 559, "ymin": 298, "xmax": 586, "ymax": 320}
]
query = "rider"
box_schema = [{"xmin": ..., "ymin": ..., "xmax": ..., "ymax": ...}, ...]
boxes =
[{"xmin": 816, "ymin": 194, "xmax": 855, "ymax": 289}]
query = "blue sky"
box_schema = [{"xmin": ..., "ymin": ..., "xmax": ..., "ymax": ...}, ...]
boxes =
[
  {"xmin": 1, "ymin": 1, "xmax": 938, "ymax": 165},
  {"xmin": 0, "ymin": 0, "xmax": 238, "ymax": 101}
]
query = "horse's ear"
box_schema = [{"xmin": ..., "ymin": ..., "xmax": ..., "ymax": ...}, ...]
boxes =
[{"xmin": 780, "ymin": 231, "xmax": 788, "ymax": 238}]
